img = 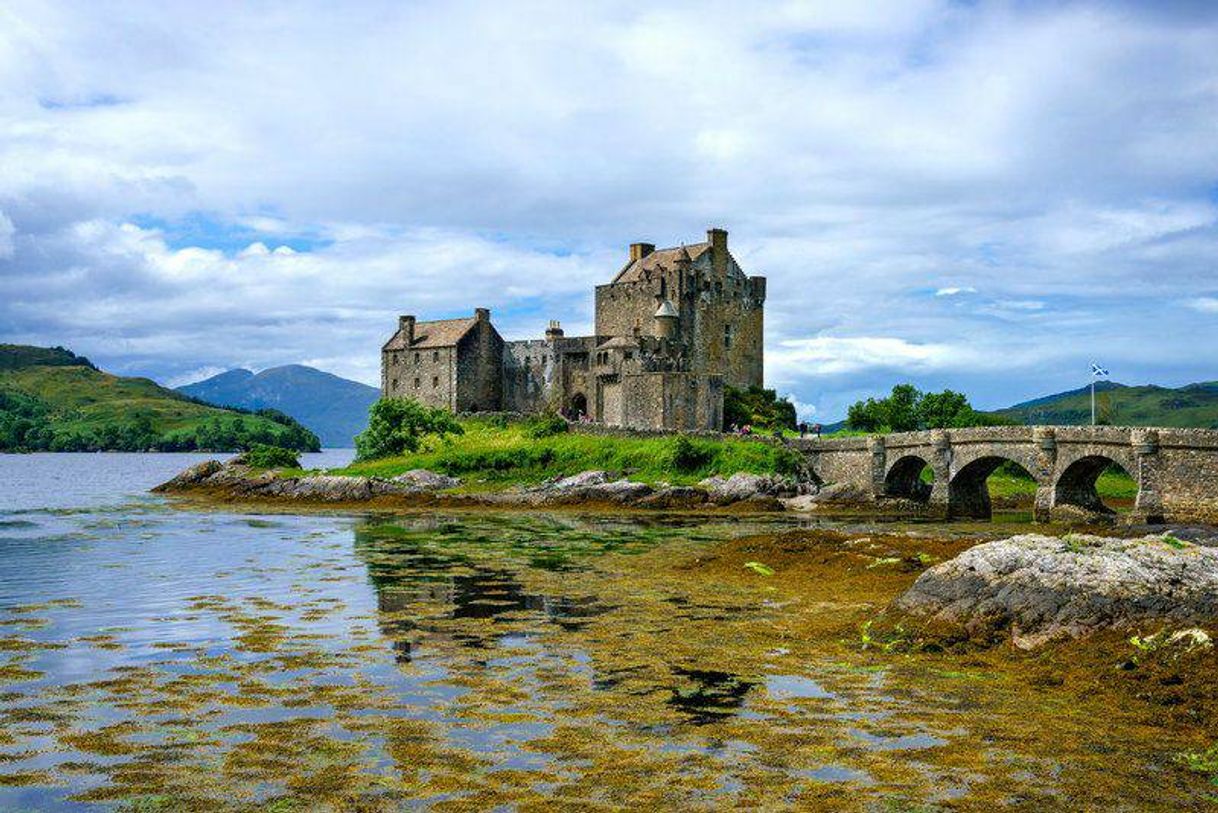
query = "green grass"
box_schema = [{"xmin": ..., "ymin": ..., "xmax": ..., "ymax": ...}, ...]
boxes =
[
  {"xmin": 913, "ymin": 461, "xmax": 1136, "ymax": 502},
  {"xmin": 334, "ymin": 417, "xmax": 799, "ymax": 488}
]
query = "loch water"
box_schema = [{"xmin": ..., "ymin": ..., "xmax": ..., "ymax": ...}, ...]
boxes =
[{"xmin": 0, "ymin": 453, "xmax": 1213, "ymax": 810}]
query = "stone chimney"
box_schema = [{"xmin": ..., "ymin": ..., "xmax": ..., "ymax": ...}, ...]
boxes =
[
  {"xmin": 398, "ymin": 315, "xmax": 416, "ymax": 344},
  {"xmin": 474, "ymin": 307, "xmax": 490, "ymax": 322},
  {"xmin": 707, "ymin": 228, "xmax": 728, "ymax": 276},
  {"xmin": 545, "ymin": 320, "xmax": 564, "ymax": 341},
  {"xmin": 630, "ymin": 242, "xmax": 655, "ymax": 263}
]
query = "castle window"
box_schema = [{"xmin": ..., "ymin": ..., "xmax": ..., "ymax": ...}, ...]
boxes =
[
  {"xmin": 433, "ymin": 351, "xmax": 439, "ymax": 362},
  {"xmin": 724, "ymin": 324, "xmax": 733, "ymax": 349},
  {"xmin": 391, "ymin": 378, "xmax": 398, "ymax": 389},
  {"xmin": 432, "ymin": 376, "xmax": 439, "ymax": 387},
  {"xmin": 414, "ymin": 352, "xmax": 420, "ymax": 364},
  {"xmin": 624, "ymin": 351, "xmax": 634, "ymax": 360},
  {"xmin": 413, "ymin": 377, "xmax": 420, "ymax": 388},
  {"xmin": 525, "ymin": 356, "xmax": 531, "ymax": 367}
]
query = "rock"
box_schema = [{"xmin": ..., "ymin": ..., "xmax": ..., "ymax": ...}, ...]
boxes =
[
  {"xmin": 781, "ymin": 494, "xmax": 821, "ymax": 512},
  {"xmin": 698, "ymin": 473, "xmax": 799, "ymax": 505},
  {"xmin": 731, "ymin": 493, "xmax": 784, "ymax": 512},
  {"xmin": 584, "ymin": 479, "xmax": 653, "ymax": 503},
  {"xmin": 152, "ymin": 459, "xmax": 224, "ymax": 491},
  {"xmin": 548, "ymin": 471, "xmax": 610, "ymax": 490},
  {"xmin": 392, "ymin": 469, "xmax": 461, "ymax": 491},
  {"xmin": 637, "ymin": 486, "xmax": 709, "ymax": 510},
  {"xmin": 275, "ymin": 475, "xmax": 377, "ymax": 502},
  {"xmin": 814, "ymin": 481, "xmax": 874, "ymax": 504},
  {"xmin": 893, "ymin": 533, "xmax": 1218, "ymax": 648}
]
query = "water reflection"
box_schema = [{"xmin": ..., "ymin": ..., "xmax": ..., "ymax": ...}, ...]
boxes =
[{"xmin": 0, "ymin": 503, "xmax": 1211, "ymax": 810}]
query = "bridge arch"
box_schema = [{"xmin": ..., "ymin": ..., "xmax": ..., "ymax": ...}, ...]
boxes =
[
  {"xmin": 948, "ymin": 455, "xmax": 1042, "ymax": 520},
  {"xmin": 884, "ymin": 454, "xmax": 933, "ymax": 502},
  {"xmin": 1053, "ymin": 454, "xmax": 1136, "ymax": 516}
]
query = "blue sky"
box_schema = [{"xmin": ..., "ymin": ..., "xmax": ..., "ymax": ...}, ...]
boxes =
[{"xmin": 1, "ymin": 0, "xmax": 1216, "ymax": 421}]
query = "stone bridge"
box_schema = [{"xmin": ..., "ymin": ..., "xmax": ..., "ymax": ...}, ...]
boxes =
[{"xmin": 790, "ymin": 426, "xmax": 1218, "ymax": 523}]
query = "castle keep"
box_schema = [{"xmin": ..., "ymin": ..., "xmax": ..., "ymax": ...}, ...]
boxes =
[{"xmin": 381, "ymin": 228, "xmax": 766, "ymax": 430}]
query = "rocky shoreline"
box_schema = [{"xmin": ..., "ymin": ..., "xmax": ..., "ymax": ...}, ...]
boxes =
[{"xmin": 152, "ymin": 458, "xmax": 848, "ymax": 512}]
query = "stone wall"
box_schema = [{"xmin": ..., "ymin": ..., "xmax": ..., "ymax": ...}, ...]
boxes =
[
  {"xmin": 503, "ymin": 339, "xmax": 554, "ymax": 413},
  {"xmin": 382, "ymin": 346, "xmax": 457, "ymax": 410},
  {"xmin": 455, "ymin": 317, "xmax": 504, "ymax": 412}
]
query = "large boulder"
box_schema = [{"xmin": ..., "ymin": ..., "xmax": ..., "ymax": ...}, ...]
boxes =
[
  {"xmin": 698, "ymin": 473, "xmax": 799, "ymax": 505},
  {"xmin": 893, "ymin": 533, "xmax": 1218, "ymax": 648},
  {"xmin": 547, "ymin": 471, "xmax": 610, "ymax": 490},
  {"xmin": 392, "ymin": 469, "xmax": 461, "ymax": 491},
  {"xmin": 527, "ymin": 472, "xmax": 652, "ymax": 505}
]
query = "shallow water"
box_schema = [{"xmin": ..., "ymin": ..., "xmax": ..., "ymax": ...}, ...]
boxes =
[{"xmin": 0, "ymin": 454, "xmax": 1214, "ymax": 810}]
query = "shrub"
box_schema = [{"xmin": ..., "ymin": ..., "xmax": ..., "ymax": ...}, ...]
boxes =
[
  {"xmin": 243, "ymin": 444, "xmax": 301, "ymax": 469},
  {"xmin": 772, "ymin": 445, "xmax": 805, "ymax": 476},
  {"xmin": 525, "ymin": 411, "xmax": 569, "ymax": 439},
  {"xmin": 724, "ymin": 386, "xmax": 797, "ymax": 431},
  {"xmin": 668, "ymin": 435, "xmax": 715, "ymax": 472},
  {"xmin": 355, "ymin": 398, "xmax": 464, "ymax": 461}
]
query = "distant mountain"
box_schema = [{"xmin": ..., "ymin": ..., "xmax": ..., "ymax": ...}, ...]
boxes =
[
  {"xmin": 994, "ymin": 381, "xmax": 1218, "ymax": 428},
  {"xmin": 0, "ymin": 345, "xmax": 319, "ymax": 452},
  {"xmin": 178, "ymin": 365, "xmax": 379, "ymax": 447}
]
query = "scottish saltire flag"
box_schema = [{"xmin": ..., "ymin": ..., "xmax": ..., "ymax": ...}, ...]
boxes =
[{"xmin": 1091, "ymin": 363, "xmax": 1109, "ymax": 377}]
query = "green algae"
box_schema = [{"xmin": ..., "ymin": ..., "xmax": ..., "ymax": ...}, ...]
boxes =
[{"xmin": 1, "ymin": 513, "xmax": 1216, "ymax": 810}]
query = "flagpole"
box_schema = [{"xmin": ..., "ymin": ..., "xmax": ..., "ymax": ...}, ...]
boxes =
[{"xmin": 1091, "ymin": 378, "xmax": 1095, "ymax": 426}]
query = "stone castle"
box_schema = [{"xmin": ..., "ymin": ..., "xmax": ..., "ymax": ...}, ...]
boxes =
[{"xmin": 380, "ymin": 228, "xmax": 765, "ymax": 430}]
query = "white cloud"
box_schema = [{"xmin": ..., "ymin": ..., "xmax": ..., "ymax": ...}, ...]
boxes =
[
  {"xmin": 0, "ymin": 211, "xmax": 12, "ymax": 259},
  {"xmin": 1188, "ymin": 297, "xmax": 1218, "ymax": 314},
  {"xmin": 1, "ymin": 1, "xmax": 1217, "ymax": 417},
  {"xmin": 770, "ymin": 336, "xmax": 978, "ymax": 378}
]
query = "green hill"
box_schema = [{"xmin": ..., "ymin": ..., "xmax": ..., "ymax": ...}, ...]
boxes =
[
  {"xmin": 0, "ymin": 344, "xmax": 320, "ymax": 452},
  {"xmin": 995, "ymin": 381, "xmax": 1218, "ymax": 428}
]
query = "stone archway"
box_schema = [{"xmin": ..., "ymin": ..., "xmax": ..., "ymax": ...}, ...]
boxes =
[
  {"xmin": 949, "ymin": 455, "xmax": 1038, "ymax": 520},
  {"xmin": 884, "ymin": 455, "xmax": 932, "ymax": 502},
  {"xmin": 569, "ymin": 392, "xmax": 588, "ymax": 419},
  {"xmin": 1054, "ymin": 455, "xmax": 1135, "ymax": 516}
]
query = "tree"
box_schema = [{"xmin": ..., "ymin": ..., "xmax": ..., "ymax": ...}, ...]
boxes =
[
  {"xmin": 846, "ymin": 384, "xmax": 1009, "ymax": 432},
  {"xmin": 355, "ymin": 398, "xmax": 464, "ymax": 461},
  {"xmin": 723, "ymin": 386, "xmax": 797, "ymax": 431}
]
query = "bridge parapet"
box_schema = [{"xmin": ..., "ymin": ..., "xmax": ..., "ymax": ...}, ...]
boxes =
[{"xmin": 793, "ymin": 426, "xmax": 1218, "ymax": 524}]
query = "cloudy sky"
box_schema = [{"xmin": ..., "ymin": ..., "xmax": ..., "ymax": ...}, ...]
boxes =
[{"xmin": 1, "ymin": 1, "xmax": 1216, "ymax": 421}]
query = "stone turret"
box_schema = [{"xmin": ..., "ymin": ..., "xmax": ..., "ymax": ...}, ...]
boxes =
[{"xmin": 653, "ymin": 299, "xmax": 679, "ymax": 339}]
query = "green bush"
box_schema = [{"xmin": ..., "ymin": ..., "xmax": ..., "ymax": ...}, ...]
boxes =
[
  {"xmin": 243, "ymin": 444, "xmax": 301, "ymax": 469},
  {"xmin": 524, "ymin": 411, "xmax": 569, "ymax": 439},
  {"xmin": 355, "ymin": 398, "xmax": 464, "ymax": 461},
  {"xmin": 724, "ymin": 386, "xmax": 797, "ymax": 431},
  {"xmin": 668, "ymin": 435, "xmax": 715, "ymax": 472}
]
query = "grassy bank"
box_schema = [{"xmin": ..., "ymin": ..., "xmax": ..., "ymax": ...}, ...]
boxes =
[
  {"xmin": 985, "ymin": 467, "xmax": 1137, "ymax": 503},
  {"xmin": 335, "ymin": 417, "xmax": 800, "ymax": 488}
]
